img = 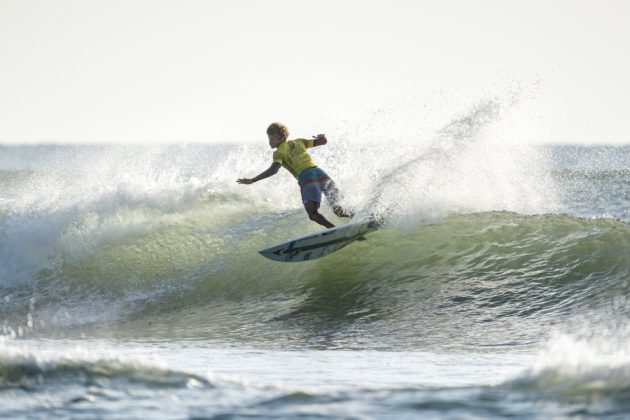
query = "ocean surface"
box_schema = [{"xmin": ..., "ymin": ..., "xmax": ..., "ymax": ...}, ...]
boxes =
[{"xmin": 1, "ymin": 104, "xmax": 630, "ymax": 418}]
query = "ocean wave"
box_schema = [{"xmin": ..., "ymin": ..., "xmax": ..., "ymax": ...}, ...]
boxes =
[
  {"xmin": 1, "ymin": 102, "xmax": 629, "ymax": 348},
  {"xmin": 1, "ymin": 208, "xmax": 628, "ymax": 349}
]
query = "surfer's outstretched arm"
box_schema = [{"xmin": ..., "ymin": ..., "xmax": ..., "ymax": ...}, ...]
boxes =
[{"xmin": 237, "ymin": 162, "xmax": 281, "ymax": 185}]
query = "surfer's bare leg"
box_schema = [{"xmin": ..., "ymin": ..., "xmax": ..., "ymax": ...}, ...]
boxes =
[{"xmin": 305, "ymin": 201, "xmax": 335, "ymax": 229}]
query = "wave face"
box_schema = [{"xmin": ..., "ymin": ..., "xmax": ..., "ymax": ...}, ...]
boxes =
[{"xmin": 1, "ymin": 103, "xmax": 630, "ymax": 351}]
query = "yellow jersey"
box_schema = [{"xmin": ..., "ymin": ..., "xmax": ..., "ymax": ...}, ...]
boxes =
[{"xmin": 272, "ymin": 139, "xmax": 316, "ymax": 178}]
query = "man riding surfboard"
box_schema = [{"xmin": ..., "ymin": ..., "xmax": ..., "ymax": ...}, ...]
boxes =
[{"xmin": 237, "ymin": 122, "xmax": 353, "ymax": 229}]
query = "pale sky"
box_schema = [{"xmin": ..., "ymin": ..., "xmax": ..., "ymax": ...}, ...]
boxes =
[{"xmin": 0, "ymin": 0, "xmax": 628, "ymax": 144}]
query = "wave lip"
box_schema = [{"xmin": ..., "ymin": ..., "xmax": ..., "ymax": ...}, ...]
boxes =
[
  {"xmin": 507, "ymin": 361, "xmax": 630, "ymax": 398},
  {"xmin": 0, "ymin": 343, "xmax": 211, "ymax": 391},
  {"xmin": 495, "ymin": 334, "xmax": 630, "ymax": 417}
]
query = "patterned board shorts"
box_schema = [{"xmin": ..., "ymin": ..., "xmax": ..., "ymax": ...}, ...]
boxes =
[{"xmin": 298, "ymin": 167, "xmax": 339, "ymax": 207}]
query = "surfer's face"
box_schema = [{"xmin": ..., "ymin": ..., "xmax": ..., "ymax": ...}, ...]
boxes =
[{"xmin": 268, "ymin": 133, "xmax": 284, "ymax": 148}]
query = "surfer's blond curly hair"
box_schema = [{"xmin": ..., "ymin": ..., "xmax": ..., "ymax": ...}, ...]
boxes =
[{"xmin": 267, "ymin": 122, "xmax": 289, "ymax": 140}]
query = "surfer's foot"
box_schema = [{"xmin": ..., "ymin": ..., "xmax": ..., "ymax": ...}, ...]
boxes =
[{"xmin": 333, "ymin": 205, "xmax": 353, "ymax": 218}]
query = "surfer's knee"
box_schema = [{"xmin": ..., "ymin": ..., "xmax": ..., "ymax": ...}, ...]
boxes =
[
  {"xmin": 304, "ymin": 201, "xmax": 319, "ymax": 219},
  {"xmin": 306, "ymin": 207, "xmax": 320, "ymax": 221}
]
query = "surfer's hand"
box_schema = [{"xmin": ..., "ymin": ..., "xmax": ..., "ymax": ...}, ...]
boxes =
[
  {"xmin": 313, "ymin": 134, "xmax": 327, "ymax": 146},
  {"xmin": 237, "ymin": 178, "xmax": 254, "ymax": 185}
]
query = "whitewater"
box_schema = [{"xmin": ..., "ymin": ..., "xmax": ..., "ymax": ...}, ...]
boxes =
[{"xmin": 1, "ymin": 99, "xmax": 630, "ymax": 418}]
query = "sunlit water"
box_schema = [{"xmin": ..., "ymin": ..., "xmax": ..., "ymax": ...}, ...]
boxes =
[{"xmin": 1, "ymin": 101, "xmax": 630, "ymax": 418}]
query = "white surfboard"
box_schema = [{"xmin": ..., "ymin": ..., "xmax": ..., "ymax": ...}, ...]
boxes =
[{"xmin": 259, "ymin": 219, "xmax": 378, "ymax": 262}]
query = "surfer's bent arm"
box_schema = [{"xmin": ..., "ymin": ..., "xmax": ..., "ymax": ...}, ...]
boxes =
[{"xmin": 237, "ymin": 162, "xmax": 281, "ymax": 185}]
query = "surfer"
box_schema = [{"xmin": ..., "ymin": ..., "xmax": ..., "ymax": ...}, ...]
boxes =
[{"xmin": 237, "ymin": 122, "xmax": 352, "ymax": 228}]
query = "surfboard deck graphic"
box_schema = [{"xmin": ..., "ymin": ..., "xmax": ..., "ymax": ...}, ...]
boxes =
[{"xmin": 259, "ymin": 219, "xmax": 378, "ymax": 262}]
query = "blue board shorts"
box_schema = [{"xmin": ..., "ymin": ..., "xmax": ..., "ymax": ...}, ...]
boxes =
[{"xmin": 297, "ymin": 167, "xmax": 339, "ymax": 208}]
